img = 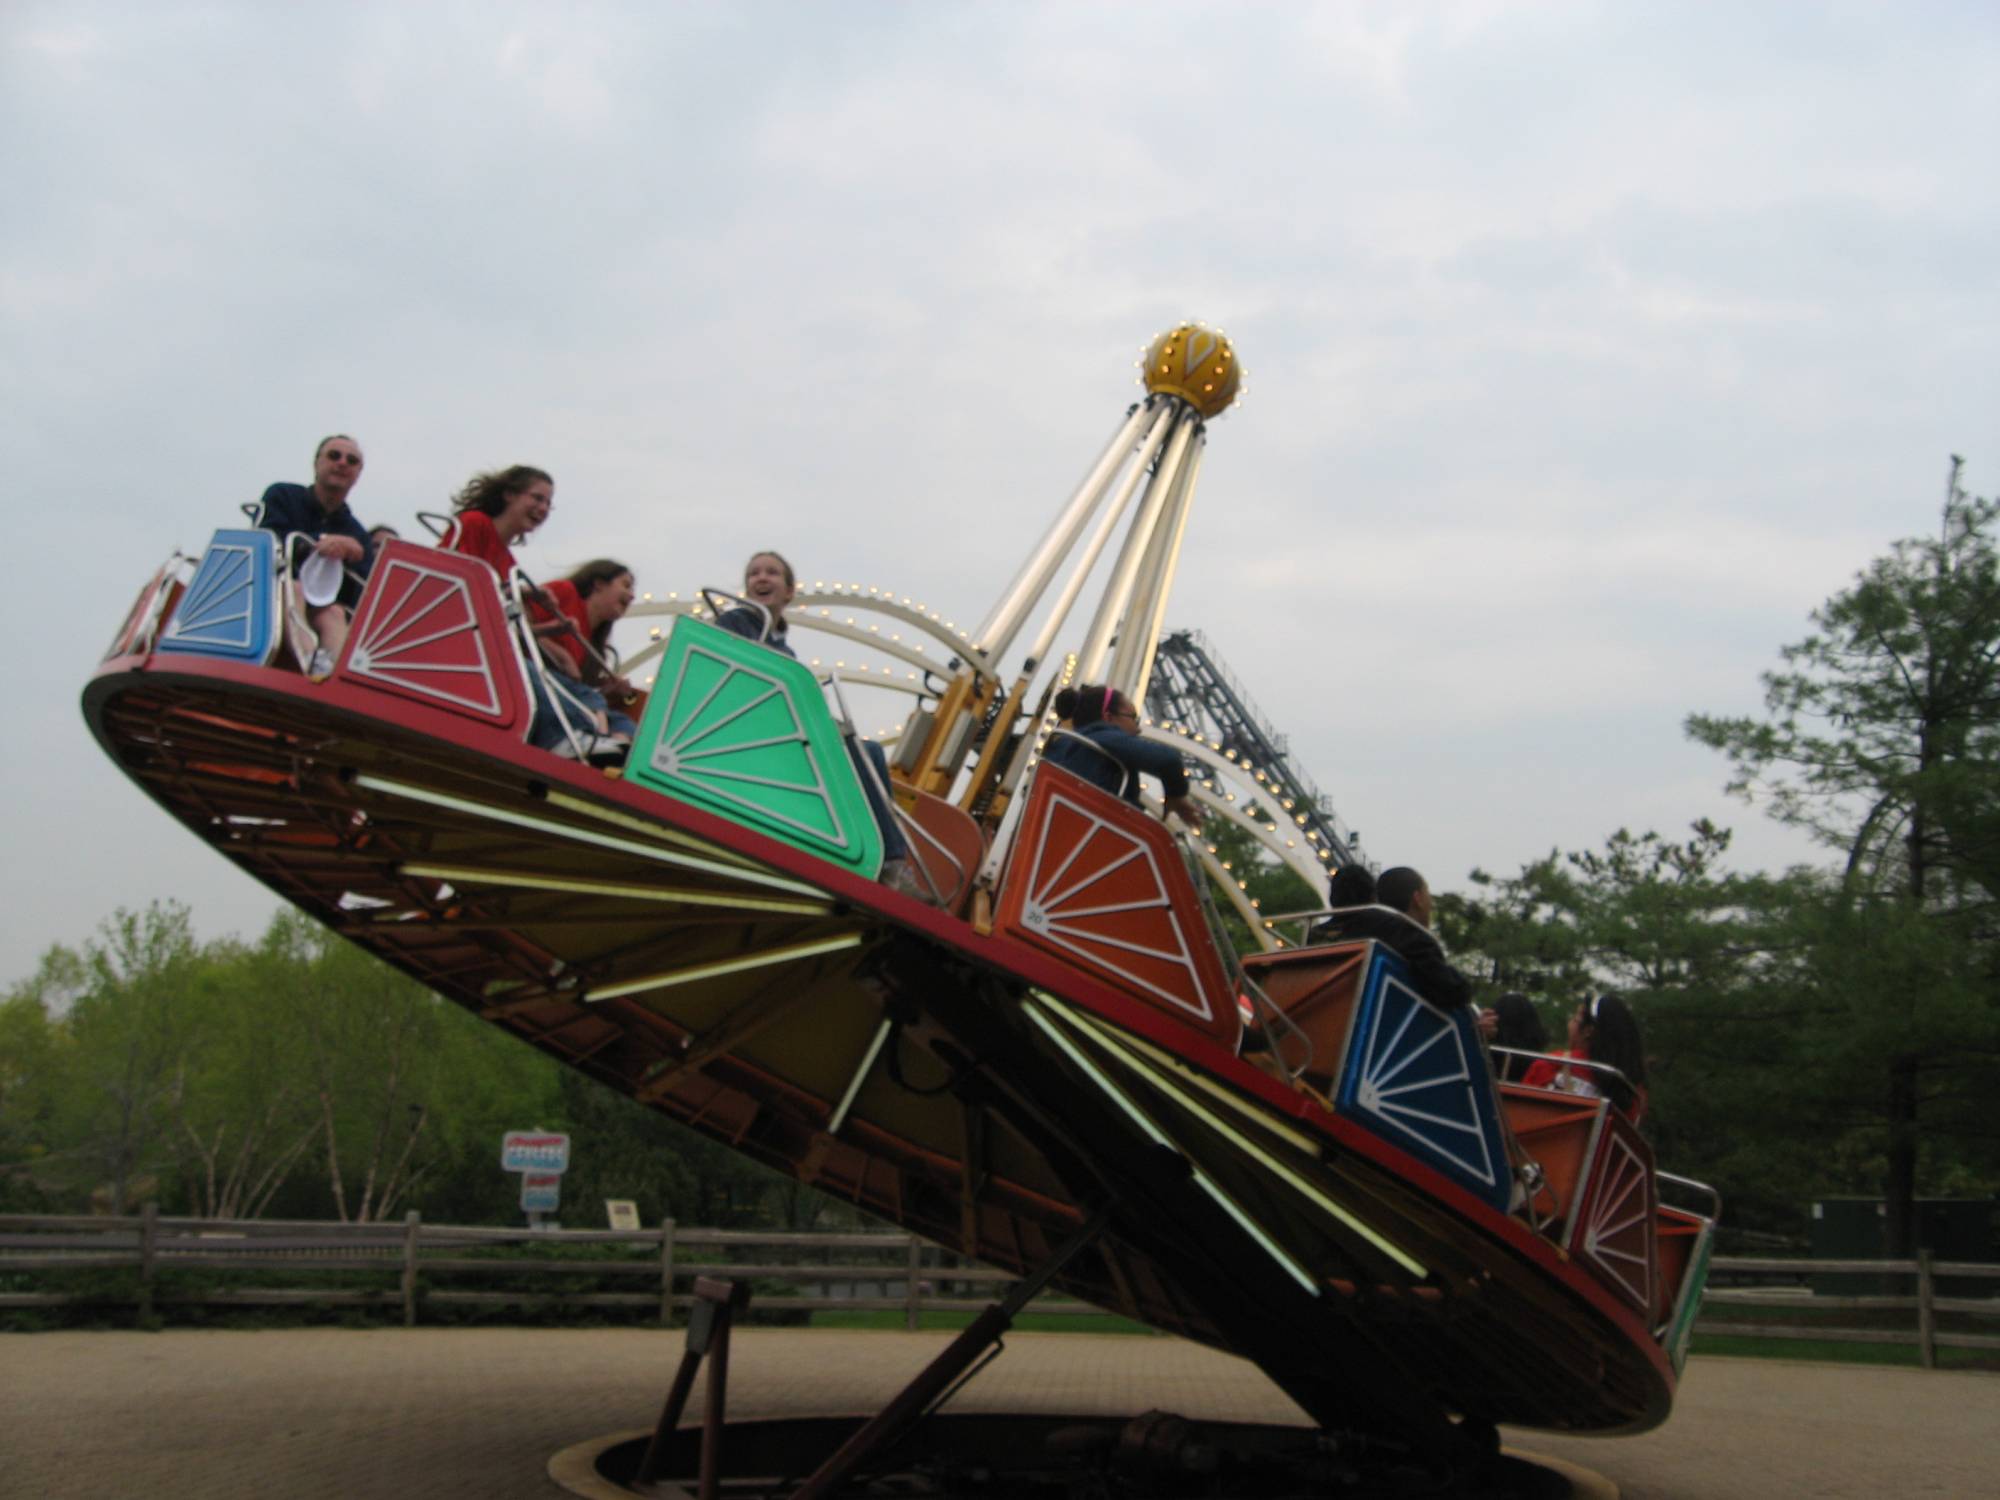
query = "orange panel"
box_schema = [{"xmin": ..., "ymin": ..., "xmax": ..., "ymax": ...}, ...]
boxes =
[
  {"xmin": 1499, "ymin": 1083, "xmax": 1604, "ymax": 1229},
  {"xmin": 899, "ymin": 786, "xmax": 986, "ymax": 915},
  {"xmin": 995, "ymin": 765, "xmax": 1237, "ymax": 1045},
  {"xmin": 1240, "ymin": 943, "xmax": 1370, "ymax": 1086},
  {"xmin": 1654, "ymin": 1205, "xmax": 1705, "ymax": 1325}
]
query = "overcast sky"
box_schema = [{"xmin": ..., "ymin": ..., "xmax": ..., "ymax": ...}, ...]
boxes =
[{"xmin": 5, "ymin": 2, "xmax": 1997, "ymax": 981}]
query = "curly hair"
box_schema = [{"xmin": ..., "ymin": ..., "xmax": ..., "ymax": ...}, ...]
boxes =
[{"xmin": 453, "ymin": 465, "xmax": 553, "ymax": 518}]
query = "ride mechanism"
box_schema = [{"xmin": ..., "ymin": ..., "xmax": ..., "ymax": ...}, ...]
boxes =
[{"xmin": 88, "ymin": 325, "xmax": 1716, "ymax": 1497}]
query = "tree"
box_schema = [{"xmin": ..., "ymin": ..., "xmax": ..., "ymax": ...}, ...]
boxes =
[
  {"xmin": 0, "ymin": 949, "xmax": 82, "ymax": 1210},
  {"xmin": 168, "ymin": 933, "xmax": 320, "ymax": 1219},
  {"xmin": 59, "ymin": 904, "xmax": 201, "ymax": 1214},
  {"xmin": 1687, "ymin": 459, "xmax": 2000, "ymax": 1253},
  {"xmin": 1200, "ymin": 803, "xmax": 1321, "ymax": 955}
]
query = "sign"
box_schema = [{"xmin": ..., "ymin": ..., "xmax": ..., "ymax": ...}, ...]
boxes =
[
  {"xmin": 520, "ymin": 1173, "xmax": 562, "ymax": 1213},
  {"xmin": 605, "ymin": 1199, "xmax": 641, "ymax": 1232},
  {"xmin": 500, "ymin": 1131, "xmax": 570, "ymax": 1173}
]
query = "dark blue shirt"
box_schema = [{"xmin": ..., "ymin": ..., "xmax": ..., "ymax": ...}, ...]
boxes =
[
  {"xmin": 714, "ymin": 604, "xmax": 794, "ymax": 657},
  {"xmin": 255, "ymin": 483, "xmax": 375, "ymax": 579},
  {"xmin": 1041, "ymin": 720, "xmax": 1191, "ymax": 805}
]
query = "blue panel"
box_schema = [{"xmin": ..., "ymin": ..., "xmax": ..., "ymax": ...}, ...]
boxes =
[
  {"xmin": 158, "ymin": 529, "xmax": 280, "ymax": 665},
  {"xmin": 1333, "ymin": 947, "xmax": 1512, "ymax": 1212}
]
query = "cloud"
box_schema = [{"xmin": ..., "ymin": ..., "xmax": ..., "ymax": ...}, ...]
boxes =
[{"xmin": 4, "ymin": 1, "xmax": 1997, "ymax": 975}]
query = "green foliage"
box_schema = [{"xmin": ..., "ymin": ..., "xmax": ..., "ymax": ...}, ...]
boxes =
[
  {"xmin": 1441, "ymin": 466, "xmax": 2000, "ymax": 1246},
  {"xmin": 1688, "ymin": 463, "xmax": 2000, "ymax": 903},
  {"xmin": 0, "ymin": 902, "xmax": 848, "ymax": 1232},
  {"xmin": 1684, "ymin": 463, "xmax": 2000, "ymax": 1252},
  {"xmin": 1199, "ymin": 803, "xmax": 1321, "ymax": 955}
]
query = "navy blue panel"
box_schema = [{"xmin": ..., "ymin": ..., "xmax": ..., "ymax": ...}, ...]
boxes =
[
  {"xmin": 1333, "ymin": 947, "xmax": 1512, "ymax": 1212},
  {"xmin": 158, "ymin": 529, "xmax": 280, "ymax": 665}
]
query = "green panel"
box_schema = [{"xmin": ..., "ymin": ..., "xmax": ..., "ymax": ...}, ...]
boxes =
[
  {"xmin": 628, "ymin": 617, "xmax": 884, "ymax": 878},
  {"xmin": 1666, "ymin": 1224, "xmax": 1714, "ymax": 1375}
]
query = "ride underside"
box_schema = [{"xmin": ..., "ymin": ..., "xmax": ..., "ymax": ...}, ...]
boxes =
[{"xmin": 85, "ymin": 326, "xmax": 1715, "ymax": 1490}]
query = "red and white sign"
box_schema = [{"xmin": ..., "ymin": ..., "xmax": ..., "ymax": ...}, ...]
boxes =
[
  {"xmin": 500, "ymin": 1131, "xmax": 570, "ymax": 1173},
  {"xmin": 520, "ymin": 1173, "xmax": 562, "ymax": 1213}
]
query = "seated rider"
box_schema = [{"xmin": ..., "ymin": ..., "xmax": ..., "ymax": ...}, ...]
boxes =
[
  {"xmin": 255, "ymin": 434, "xmax": 376, "ymax": 679},
  {"xmin": 1309, "ymin": 865, "xmax": 1471, "ymax": 1010},
  {"xmin": 712, "ymin": 550, "xmax": 928, "ymax": 899},
  {"xmin": 1042, "ymin": 685, "xmax": 1202, "ymax": 829},
  {"xmin": 531, "ymin": 558, "xmax": 643, "ymax": 745},
  {"xmin": 437, "ymin": 465, "xmax": 619, "ymax": 764}
]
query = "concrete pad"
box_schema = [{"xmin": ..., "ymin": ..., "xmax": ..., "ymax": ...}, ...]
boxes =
[{"xmin": 1, "ymin": 1329, "xmax": 1993, "ymax": 1498}]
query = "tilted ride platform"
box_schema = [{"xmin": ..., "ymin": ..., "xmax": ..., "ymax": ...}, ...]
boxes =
[{"xmin": 86, "ymin": 325, "xmax": 1713, "ymax": 1492}]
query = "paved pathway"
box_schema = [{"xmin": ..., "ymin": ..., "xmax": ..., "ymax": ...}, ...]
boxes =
[{"xmin": 3, "ymin": 1329, "xmax": 1995, "ymax": 1497}]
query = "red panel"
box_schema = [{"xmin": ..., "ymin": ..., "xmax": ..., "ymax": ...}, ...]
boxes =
[
  {"xmin": 995, "ymin": 765, "xmax": 1237, "ymax": 1045},
  {"xmin": 333, "ymin": 541, "xmax": 530, "ymax": 735},
  {"xmin": 104, "ymin": 565, "xmax": 184, "ymax": 662},
  {"xmin": 1566, "ymin": 1107, "xmax": 1658, "ymax": 1314}
]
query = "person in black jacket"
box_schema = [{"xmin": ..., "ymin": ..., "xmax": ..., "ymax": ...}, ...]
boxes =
[
  {"xmin": 254, "ymin": 434, "xmax": 376, "ymax": 678},
  {"xmin": 1309, "ymin": 865, "xmax": 1471, "ymax": 1010}
]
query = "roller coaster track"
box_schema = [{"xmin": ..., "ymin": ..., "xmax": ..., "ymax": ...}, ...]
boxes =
[{"xmin": 1144, "ymin": 628, "xmax": 1366, "ymax": 875}]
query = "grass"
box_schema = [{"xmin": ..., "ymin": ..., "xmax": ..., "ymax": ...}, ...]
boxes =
[
  {"xmin": 1689, "ymin": 1331, "xmax": 1997, "ymax": 1371},
  {"xmin": 808, "ymin": 1308, "xmax": 1157, "ymax": 1335}
]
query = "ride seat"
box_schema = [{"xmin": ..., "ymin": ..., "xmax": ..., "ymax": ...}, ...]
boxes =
[
  {"xmin": 993, "ymin": 762, "xmax": 1238, "ymax": 1047},
  {"xmin": 329, "ymin": 539, "xmax": 536, "ymax": 738}
]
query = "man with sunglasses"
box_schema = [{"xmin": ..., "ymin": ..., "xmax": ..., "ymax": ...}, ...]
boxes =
[{"xmin": 254, "ymin": 434, "xmax": 377, "ymax": 678}]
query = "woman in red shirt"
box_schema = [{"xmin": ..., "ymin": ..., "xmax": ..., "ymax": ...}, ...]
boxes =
[
  {"xmin": 1521, "ymin": 994, "xmax": 1649, "ymax": 1124},
  {"xmin": 438, "ymin": 465, "xmax": 623, "ymax": 762},
  {"xmin": 444, "ymin": 464, "xmax": 553, "ymax": 578},
  {"xmin": 533, "ymin": 559, "xmax": 641, "ymax": 739}
]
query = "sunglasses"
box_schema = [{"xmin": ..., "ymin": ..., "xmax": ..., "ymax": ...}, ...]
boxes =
[{"xmin": 324, "ymin": 449, "xmax": 362, "ymax": 466}]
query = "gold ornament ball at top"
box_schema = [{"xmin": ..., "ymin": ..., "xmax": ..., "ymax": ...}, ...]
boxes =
[{"xmin": 1140, "ymin": 323, "xmax": 1241, "ymax": 419}]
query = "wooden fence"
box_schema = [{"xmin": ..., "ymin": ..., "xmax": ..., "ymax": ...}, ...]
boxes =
[
  {"xmin": 1700, "ymin": 1252, "xmax": 2000, "ymax": 1369},
  {"xmin": 3, "ymin": 1210, "xmax": 1995, "ymax": 1366},
  {"xmin": 0, "ymin": 1208, "xmax": 1104, "ymax": 1330}
]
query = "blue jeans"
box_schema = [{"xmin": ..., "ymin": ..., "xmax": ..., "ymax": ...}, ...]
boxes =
[
  {"xmin": 850, "ymin": 738, "xmax": 909, "ymax": 862},
  {"xmin": 531, "ymin": 668, "xmax": 633, "ymax": 749}
]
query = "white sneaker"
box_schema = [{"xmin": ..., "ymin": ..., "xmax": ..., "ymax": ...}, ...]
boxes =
[
  {"xmin": 307, "ymin": 649, "xmax": 335, "ymax": 681},
  {"xmin": 553, "ymin": 734, "xmax": 627, "ymax": 767}
]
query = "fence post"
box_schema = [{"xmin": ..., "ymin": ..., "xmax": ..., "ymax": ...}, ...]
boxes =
[
  {"xmin": 905, "ymin": 1235, "xmax": 923, "ymax": 1332},
  {"xmin": 400, "ymin": 1210, "xmax": 422, "ymax": 1328},
  {"xmin": 659, "ymin": 1218, "xmax": 678, "ymax": 1328},
  {"xmin": 1916, "ymin": 1248, "xmax": 1936, "ymax": 1369},
  {"xmin": 137, "ymin": 1201, "xmax": 159, "ymax": 1326}
]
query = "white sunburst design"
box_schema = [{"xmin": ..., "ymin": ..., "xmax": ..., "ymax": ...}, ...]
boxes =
[
  {"xmin": 163, "ymin": 542, "xmax": 259, "ymax": 651},
  {"xmin": 346, "ymin": 560, "xmax": 505, "ymax": 716},
  {"xmin": 649, "ymin": 645, "xmax": 855, "ymax": 851},
  {"xmin": 1351, "ymin": 976, "xmax": 1499, "ymax": 1189},
  {"xmin": 1018, "ymin": 791, "xmax": 1214, "ymax": 1022},
  {"xmin": 1581, "ymin": 1131, "xmax": 1655, "ymax": 1310}
]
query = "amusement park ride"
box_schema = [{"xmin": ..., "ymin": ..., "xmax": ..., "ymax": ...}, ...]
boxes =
[{"xmin": 87, "ymin": 326, "xmax": 1716, "ymax": 1496}]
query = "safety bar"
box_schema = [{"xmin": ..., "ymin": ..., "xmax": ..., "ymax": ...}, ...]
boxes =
[
  {"xmin": 821, "ymin": 669, "xmax": 956, "ymax": 905},
  {"xmin": 1489, "ymin": 1046, "xmax": 1637, "ymax": 1099},
  {"xmin": 700, "ymin": 588, "xmax": 772, "ymax": 644},
  {"xmin": 1654, "ymin": 1171, "xmax": 1721, "ymax": 1222}
]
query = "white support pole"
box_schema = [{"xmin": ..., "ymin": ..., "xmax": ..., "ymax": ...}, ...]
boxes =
[
  {"xmin": 1074, "ymin": 403, "xmax": 1195, "ymax": 684},
  {"xmin": 973, "ymin": 401, "xmax": 1154, "ymax": 660},
  {"xmin": 1017, "ymin": 404, "xmax": 1177, "ymax": 671},
  {"xmin": 1122, "ymin": 433, "xmax": 1205, "ymax": 704}
]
